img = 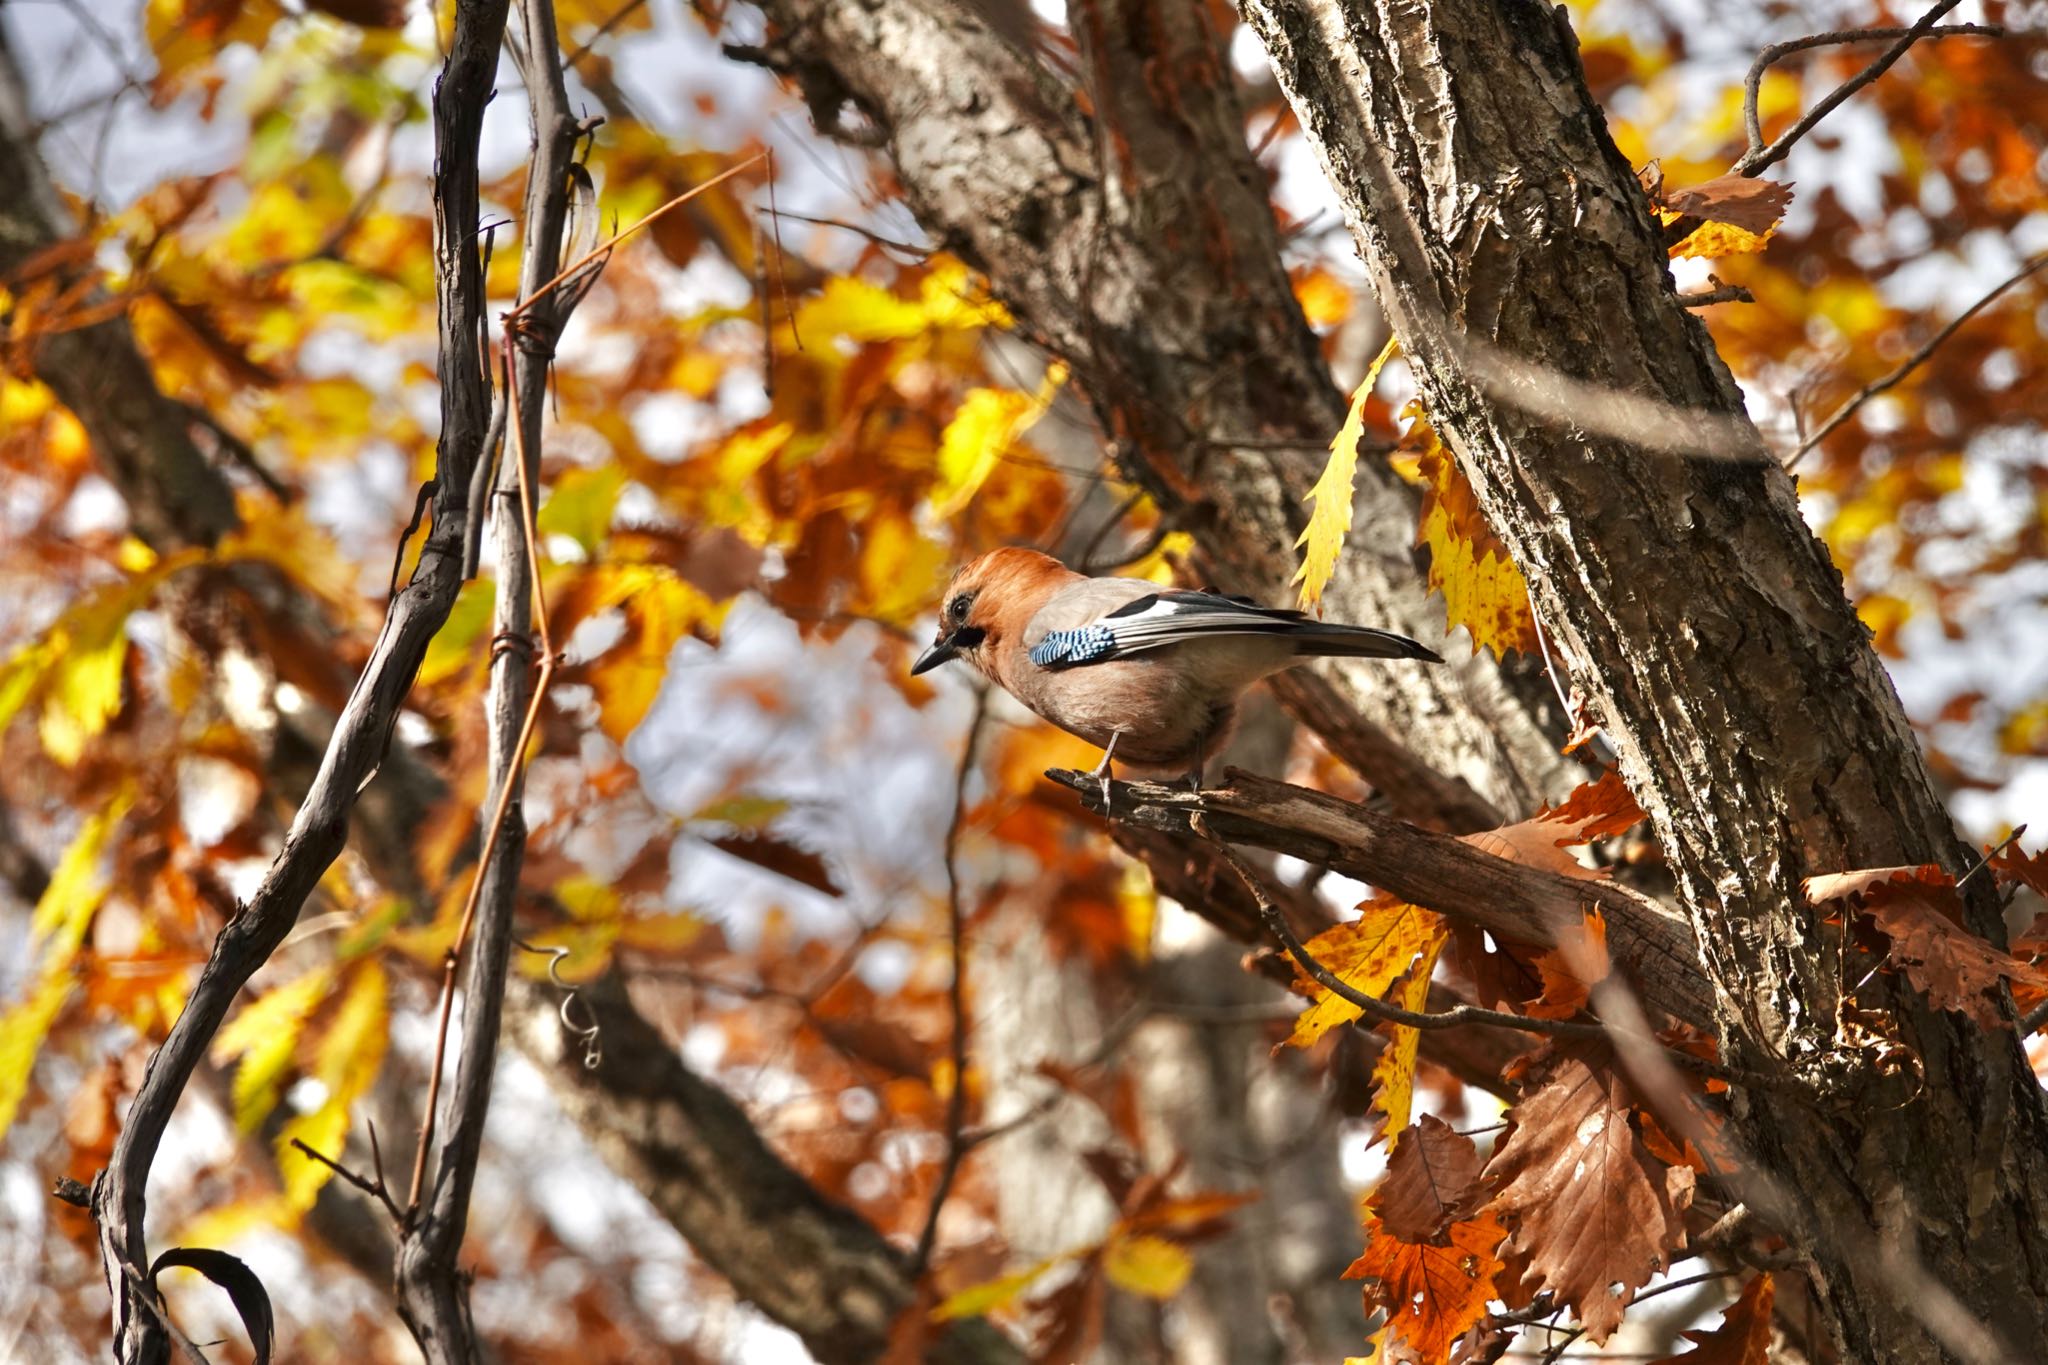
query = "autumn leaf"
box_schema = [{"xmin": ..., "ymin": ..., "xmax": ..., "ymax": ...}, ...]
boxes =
[
  {"xmin": 1663, "ymin": 174, "xmax": 1794, "ymax": 234},
  {"xmin": 1283, "ymin": 897, "xmax": 1448, "ymax": 1049},
  {"xmin": 930, "ymin": 361, "xmax": 1066, "ymax": 517},
  {"xmin": 1344, "ymin": 1205, "xmax": 1507, "ymax": 1365},
  {"xmin": 1525, "ymin": 909, "xmax": 1611, "ymax": 1021},
  {"xmin": 1295, "ymin": 336, "xmax": 1399, "ymax": 611},
  {"xmin": 214, "ymin": 967, "xmax": 335, "ymax": 1132},
  {"xmin": 1373, "ymin": 1115, "xmax": 1490, "ymax": 1243},
  {"xmin": 1103, "ymin": 1233, "xmax": 1193, "ymax": 1299},
  {"xmin": 1484, "ymin": 1038, "xmax": 1694, "ymax": 1343},
  {"xmin": 1650, "ymin": 1273, "xmax": 1775, "ymax": 1364},
  {"xmin": 1406, "ymin": 406, "xmax": 1539, "ymax": 657},
  {"xmin": 1461, "ymin": 769, "xmax": 1643, "ymax": 881},
  {"xmin": 1370, "ymin": 933, "xmax": 1448, "ymax": 1140},
  {"xmin": 1804, "ymin": 864, "xmax": 2048, "ymax": 1027}
]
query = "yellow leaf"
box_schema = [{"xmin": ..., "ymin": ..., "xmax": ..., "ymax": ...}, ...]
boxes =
[
  {"xmin": 419, "ymin": 579, "xmax": 495, "ymax": 685},
  {"xmin": 0, "ymin": 972, "xmax": 74, "ymax": 1139},
  {"xmin": 312, "ymin": 960, "xmax": 388, "ymax": 1101},
  {"xmin": 1410, "ymin": 410, "xmax": 1538, "ymax": 657},
  {"xmin": 1369, "ymin": 930, "xmax": 1449, "ymax": 1143},
  {"xmin": 0, "ymin": 793, "xmax": 130, "ymax": 1138},
  {"xmin": 218, "ymin": 494, "xmax": 363, "ymax": 619},
  {"xmin": 538, "ymin": 465, "xmax": 628, "ymax": 556},
  {"xmin": 277, "ymin": 1097, "xmax": 351, "ymax": 1210},
  {"xmin": 216, "ymin": 967, "xmax": 333, "ymax": 1132},
  {"xmin": 1285, "ymin": 899, "xmax": 1446, "ymax": 1049},
  {"xmin": 1668, "ymin": 219, "xmax": 1776, "ymax": 259},
  {"xmin": 575, "ymin": 565, "xmax": 717, "ymax": 742},
  {"xmin": 1104, "ymin": 1233, "xmax": 1194, "ymax": 1299},
  {"xmin": 931, "ymin": 361, "xmax": 1067, "ymax": 518},
  {"xmin": 1295, "ymin": 337, "xmax": 1399, "ymax": 611},
  {"xmin": 931, "ymin": 1257, "xmax": 1063, "ymax": 1321}
]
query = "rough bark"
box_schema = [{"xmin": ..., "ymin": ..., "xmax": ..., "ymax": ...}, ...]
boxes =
[
  {"xmin": 735, "ymin": 0, "xmax": 1572, "ymax": 819},
  {"xmin": 510, "ymin": 972, "xmax": 1025, "ymax": 1365},
  {"xmin": 1232, "ymin": 1, "xmax": 2048, "ymax": 1358}
]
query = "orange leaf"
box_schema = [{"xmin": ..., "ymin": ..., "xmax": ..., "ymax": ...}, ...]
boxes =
[
  {"xmin": 1525, "ymin": 909, "xmax": 1611, "ymax": 1020},
  {"xmin": 1651, "ymin": 1273, "xmax": 1775, "ymax": 1364},
  {"xmin": 1459, "ymin": 770, "xmax": 1643, "ymax": 881},
  {"xmin": 1408, "ymin": 408, "xmax": 1538, "ymax": 657},
  {"xmin": 1344, "ymin": 1206, "xmax": 1507, "ymax": 1365},
  {"xmin": 1661, "ymin": 174, "xmax": 1794, "ymax": 235},
  {"xmin": 1484, "ymin": 1039, "xmax": 1695, "ymax": 1343}
]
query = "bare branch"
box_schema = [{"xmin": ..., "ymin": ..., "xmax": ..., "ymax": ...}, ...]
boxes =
[
  {"xmin": 913, "ymin": 689, "xmax": 991, "ymax": 1276},
  {"xmin": 1787, "ymin": 249, "xmax": 2048, "ymax": 470},
  {"xmin": 1047, "ymin": 767, "xmax": 1713, "ymax": 1029},
  {"xmin": 1737, "ymin": 8, "xmax": 2002, "ymax": 174},
  {"xmin": 82, "ymin": 1, "xmax": 512, "ymax": 1354}
]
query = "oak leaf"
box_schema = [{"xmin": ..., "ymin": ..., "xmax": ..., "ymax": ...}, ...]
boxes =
[
  {"xmin": 1407, "ymin": 407, "xmax": 1538, "ymax": 657},
  {"xmin": 1283, "ymin": 897, "xmax": 1448, "ymax": 1049},
  {"xmin": 1296, "ymin": 337, "xmax": 1399, "ymax": 611},
  {"xmin": 1650, "ymin": 1273, "xmax": 1775, "ymax": 1364},
  {"xmin": 1344, "ymin": 1206, "xmax": 1508, "ymax": 1365},
  {"xmin": 1370, "ymin": 934, "xmax": 1448, "ymax": 1141},
  {"xmin": 1804, "ymin": 864, "xmax": 2048, "ymax": 1027},
  {"xmin": 1525, "ymin": 910, "xmax": 1611, "ymax": 1021},
  {"xmin": 1484, "ymin": 1039, "xmax": 1694, "ymax": 1343},
  {"xmin": 1662, "ymin": 173, "xmax": 1795, "ymax": 235},
  {"xmin": 1374, "ymin": 1115, "xmax": 1490, "ymax": 1243}
]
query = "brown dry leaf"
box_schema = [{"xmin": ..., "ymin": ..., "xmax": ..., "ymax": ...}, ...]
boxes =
[
  {"xmin": 1374, "ymin": 1115, "xmax": 1490, "ymax": 1244},
  {"xmin": 1344, "ymin": 1206, "xmax": 1508, "ymax": 1365},
  {"xmin": 1650, "ymin": 1273, "xmax": 1775, "ymax": 1364},
  {"xmin": 1661, "ymin": 174, "xmax": 1795, "ymax": 235},
  {"xmin": 1484, "ymin": 1038, "xmax": 1694, "ymax": 1343},
  {"xmin": 1990, "ymin": 840, "xmax": 2048, "ymax": 899},
  {"xmin": 1864, "ymin": 885, "xmax": 2048, "ymax": 1028},
  {"xmin": 1525, "ymin": 909, "xmax": 1611, "ymax": 1020},
  {"xmin": 1407, "ymin": 408, "xmax": 1539, "ymax": 658},
  {"xmin": 707, "ymin": 832, "xmax": 843, "ymax": 897},
  {"xmin": 1806, "ymin": 864, "xmax": 2048, "ymax": 1026}
]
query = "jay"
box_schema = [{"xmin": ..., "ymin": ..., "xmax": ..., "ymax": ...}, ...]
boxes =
[{"xmin": 912, "ymin": 548, "xmax": 1441, "ymax": 796}]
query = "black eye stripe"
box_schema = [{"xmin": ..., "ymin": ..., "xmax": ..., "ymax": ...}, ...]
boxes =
[{"xmin": 950, "ymin": 624, "xmax": 986, "ymax": 650}]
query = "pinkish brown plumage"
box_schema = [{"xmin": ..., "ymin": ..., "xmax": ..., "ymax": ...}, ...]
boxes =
[{"xmin": 913, "ymin": 549, "xmax": 1441, "ymax": 794}]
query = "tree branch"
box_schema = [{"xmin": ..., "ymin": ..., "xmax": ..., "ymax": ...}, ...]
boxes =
[
  {"xmin": 1787, "ymin": 249, "xmax": 2048, "ymax": 470},
  {"xmin": 394, "ymin": 1, "xmax": 582, "ymax": 1355},
  {"xmin": 82, "ymin": 2, "xmax": 511, "ymax": 1357},
  {"xmin": 1734, "ymin": 2, "xmax": 1991, "ymax": 176},
  {"xmin": 1048, "ymin": 768, "xmax": 1712, "ymax": 1028},
  {"xmin": 509, "ymin": 971, "xmax": 1028, "ymax": 1364}
]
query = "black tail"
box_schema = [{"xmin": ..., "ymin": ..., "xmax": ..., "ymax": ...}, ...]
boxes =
[{"xmin": 1285, "ymin": 622, "xmax": 1443, "ymax": 663}]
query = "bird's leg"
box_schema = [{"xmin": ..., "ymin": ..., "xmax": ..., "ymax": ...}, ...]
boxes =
[
  {"xmin": 1091, "ymin": 731, "xmax": 1122, "ymax": 813},
  {"xmin": 1185, "ymin": 761, "xmax": 1204, "ymax": 797}
]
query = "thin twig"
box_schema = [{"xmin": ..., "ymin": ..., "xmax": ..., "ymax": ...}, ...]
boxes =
[
  {"xmin": 1739, "ymin": 17, "xmax": 2002, "ymax": 169},
  {"xmin": 407, "ymin": 337, "xmax": 562, "ymax": 1215},
  {"xmin": 1736, "ymin": 2, "xmax": 1980, "ymax": 176},
  {"xmin": 1786, "ymin": 250, "xmax": 2048, "ymax": 470},
  {"xmin": 1677, "ymin": 284, "xmax": 1754, "ymax": 309},
  {"xmin": 289, "ymin": 1138, "xmax": 403, "ymax": 1222},
  {"xmin": 912, "ymin": 689, "xmax": 991, "ymax": 1277},
  {"xmin": 561, "ymin": 0, "xmax": 649, "ymax": 68},
  {"xmin": 508, "ymin": 153, "xmax": 767, "ymax": 322}
]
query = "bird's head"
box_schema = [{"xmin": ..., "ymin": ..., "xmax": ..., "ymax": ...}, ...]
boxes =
[{"xmin": 912, "ymin": 547, "xmax": 1072, "ymax": 677}]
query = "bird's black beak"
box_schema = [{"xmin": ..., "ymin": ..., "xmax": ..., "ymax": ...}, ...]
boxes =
[{"xmin": 911, "ymin": 637, "xmax": 960, "ymax": 676}]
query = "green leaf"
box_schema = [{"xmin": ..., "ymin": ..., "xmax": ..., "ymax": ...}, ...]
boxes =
[{"xmin": 538, "ymin": 465, "xmax": 627, "ymax": 556}]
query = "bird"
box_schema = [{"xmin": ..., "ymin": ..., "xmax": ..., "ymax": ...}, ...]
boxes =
[{"xmin": 911, "ymin": 548, "xmax": 1442, "ymax": 801}]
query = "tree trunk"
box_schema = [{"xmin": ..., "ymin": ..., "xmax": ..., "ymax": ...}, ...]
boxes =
[{"xmin": 1234, "ymin": 1, "xmax": 2048, "ymax": 1358}]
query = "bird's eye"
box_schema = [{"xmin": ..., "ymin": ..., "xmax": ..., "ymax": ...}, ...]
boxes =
[{"xmin": 948, "ymin": 593, "xmax": 973, "ymax": 625}]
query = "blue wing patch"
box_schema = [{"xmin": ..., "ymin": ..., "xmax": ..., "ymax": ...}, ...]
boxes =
[{"xmin": 1030, "ymin": 624, "xmax": 1118, "ymax": 668}]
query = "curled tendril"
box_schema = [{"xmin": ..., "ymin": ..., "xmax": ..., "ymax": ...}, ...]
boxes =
[{"xmin": 515, "ymin": 938, "xmax": 602, "ymax": 1069}]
